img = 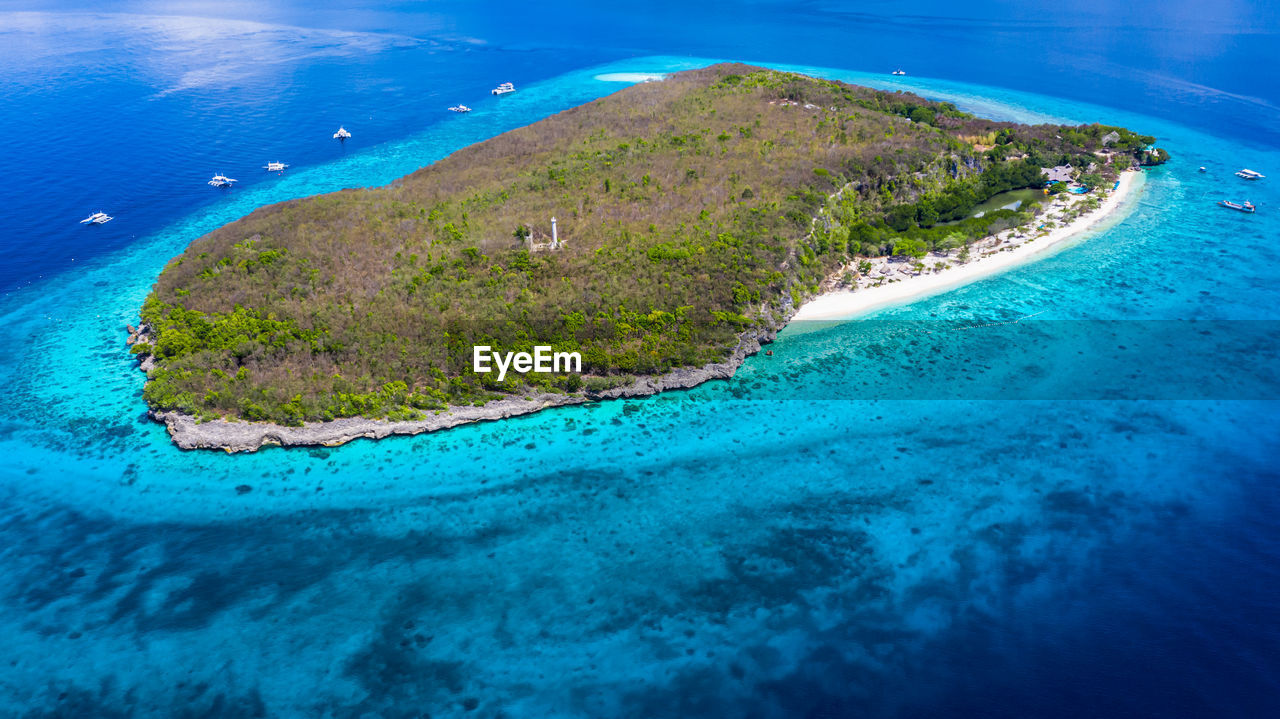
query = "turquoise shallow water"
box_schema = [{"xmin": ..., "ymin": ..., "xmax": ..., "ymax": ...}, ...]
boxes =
[{"xmin": 2, "ymin": 56, "xmax": 1279, "ymax": 716}]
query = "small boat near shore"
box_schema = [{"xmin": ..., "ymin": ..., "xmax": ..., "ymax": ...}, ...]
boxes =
[
  {"xmin": 208, "ymin": 173, "xmax": 237, "ymax": 188},
  {"xmin": 263, "ymin": 161, "xmax": 289, "ymax": 172},
  {"xmin": 1218, "ymin": 199, "xmax": 1256, "ymax": 213},
  {"xmin": 448, "ymin": 105, "xmax": 472, "ymax": 113},
  {"xmin": 333, "ymin": 126, "xmax": 352, "ymax": 140},
  {"xmin": 79, "ymin": 211, "xmax": 112, "ymax": 225},
  {"xmin": 1236, "ymin": 168, "xmax": 1265, "ymax": 180},
  {"xmin": 491, "ymin": 82, "xmax": 515, "ymax": 95},
  {"xmin": 891, "ymin": 69, "xmax": 906, "ymax": 76}
]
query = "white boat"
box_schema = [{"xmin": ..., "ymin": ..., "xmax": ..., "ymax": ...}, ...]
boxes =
[
  {"xmin": 79, "ymin": 211, "xmax": 113, "ymax": 225},
  {"xmin": 491, "ymin": 82, "xmax": 515, "ymax": 95},
  {"xmin": 263, "ymin": 161, "xmax": 289, "ymax": 172},
  {"xmin": 208, "ymin": 173, "xmax": 238, "ymax": 187},
  {"xmin": 1219, "ymin": 199, "xmax": 1256, "ymax": 213},
  {"xmin": 1236, "ymin": 168, "xmax": 1265, "ymax": 180},
  {"xmin": 891, "ymin": 69, "xmax": 906, "ymax": 76},
  {"xmin": 448, "ymin": 105, "xmax": 472, "ymax": 113},
  {"xmin": 333, "ymin": 126, "xmax": 352, "ymax": 140}
]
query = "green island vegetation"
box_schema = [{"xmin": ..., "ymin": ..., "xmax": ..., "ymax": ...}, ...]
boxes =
[{"xmin": 133, "ymin": 63, "xmax": 1167, "ymax": 425}]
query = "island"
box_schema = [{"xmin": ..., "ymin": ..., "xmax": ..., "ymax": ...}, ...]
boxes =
[{"xmin": 127, "ymin": 63, "xmax": 1167, "ymax": 451}]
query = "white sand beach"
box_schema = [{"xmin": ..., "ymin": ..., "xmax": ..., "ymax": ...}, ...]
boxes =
[{"xmin": 791, "ymin": 169, "xmax": 1146, "ymax": 321}]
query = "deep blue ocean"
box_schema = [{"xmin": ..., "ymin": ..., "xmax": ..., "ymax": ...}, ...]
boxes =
[{"xmin": 1, "ymin": 2, "xmax": 1279, "ymax": 717}]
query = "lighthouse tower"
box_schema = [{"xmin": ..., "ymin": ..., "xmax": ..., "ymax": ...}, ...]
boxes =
[{"xmin": 551, "ymin": 217, "xmax": 559, "ymax": 249}]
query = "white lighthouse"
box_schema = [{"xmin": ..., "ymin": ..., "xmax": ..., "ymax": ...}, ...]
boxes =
[{"xmin": 551, "ymin": 216, "xmax": 559, "ymax": 249}]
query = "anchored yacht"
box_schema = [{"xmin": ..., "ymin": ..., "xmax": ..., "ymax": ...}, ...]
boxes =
[
  {"xmin": 263, "ymin": 161, "xmax": 289, "ymax": 172},
  {"xmin": 79, "ymin": 211, "xmax": 113, "ymax": 225},
  {"xmin": 1236, "ymin": 168, "xmax": 1265, "ymax": 180},
  {"xmin": 891, "ymin": 69, "xmax": 906, "ymax": 76},
  {"xmin": 448, "ymin": 105, "xmax": 472, "ymax": 113},
  {"xmin": 333, "ymin": 126, "xmax": 352, "ymax": 140},
  {"xmin": 491, "ymin": 82, "xmax": 515, "ymax": 95},
  {"xmin": 208, "ymin": 174, "xmax": 238, "ymax": 188}
]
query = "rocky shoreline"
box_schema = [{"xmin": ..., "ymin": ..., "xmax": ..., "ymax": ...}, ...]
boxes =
[{"xmin": 127, "ymin": 321, "xmax": 781, "ymax": 452}]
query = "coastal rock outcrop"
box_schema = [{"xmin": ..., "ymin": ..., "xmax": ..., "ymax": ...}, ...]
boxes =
[
  {"xmin": 125, "ymin": 323, "xmax": 155, "ymax": 373},
  {"xmin": 136, "ymin": 321, "xmax": 781, "ymax": 452},
  {"xmin": 153, "ymin": 393, "xmax": 588, "ymax": 452},
  {"xmin": 590, "ymin": 327, "xmax": 777, "ymax": 400}
]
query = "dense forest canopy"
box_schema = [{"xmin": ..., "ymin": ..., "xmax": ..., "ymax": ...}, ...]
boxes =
[{"xmin": 134, "ymin": 63, "xmax": 1164, "ymax": 425}]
